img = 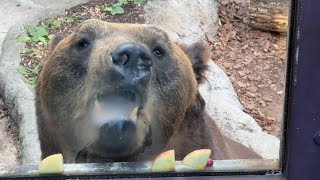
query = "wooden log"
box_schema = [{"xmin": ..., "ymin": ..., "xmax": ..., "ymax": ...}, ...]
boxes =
[{"xmin": 248, "ymin": 0, "xmax": 289, "ymax": 33}]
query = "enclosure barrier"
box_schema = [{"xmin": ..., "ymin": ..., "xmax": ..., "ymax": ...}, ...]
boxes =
[{"xmin": 0, "ymin": 159, "xmax": 280, "ymax": 177}]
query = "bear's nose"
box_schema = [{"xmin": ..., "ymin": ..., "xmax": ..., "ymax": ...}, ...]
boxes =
[
  {"xmin": 111, "ymin": 43, "xmax": 152, "ymax": 81},
  {"xmin": 99, "ymin": 121, "xmax": 136, "ymax": 151}
]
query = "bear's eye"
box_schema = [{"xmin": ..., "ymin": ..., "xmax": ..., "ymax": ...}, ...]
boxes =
[
  {"xmin": 76, "ymin": 39, "xmax": 90, "ymax": 50},
  {"xmin": 152, "ymin": 47, "xmax": 165, "ymax": 57}
]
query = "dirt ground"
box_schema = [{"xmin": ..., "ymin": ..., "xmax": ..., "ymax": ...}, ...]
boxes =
[
  {"xmin": 19, "ymin": 0, "xmax": 286, "ymax": 138},
  {"xmin": 210, "ymin": 0, "xmax": 286, "ymax": 138},
  {"xmin": 0, "ymin": 98, "xmax": 19, "ymax": 165}
]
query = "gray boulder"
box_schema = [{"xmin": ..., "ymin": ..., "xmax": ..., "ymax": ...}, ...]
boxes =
[
  {"xmin": 199, "ymin": 61, "xmax": 280, "ymax": 159},
  {"xmin": 144, "ymin": 0, "xmax": 219, "ymax": 44}
]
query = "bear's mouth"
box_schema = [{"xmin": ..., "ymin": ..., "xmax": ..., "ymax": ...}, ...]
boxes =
[
  {"xmin": 91, "ymin": 91, "xmax": 143, "ymax": 127},
  {"xmin": 77, "ymin": 89, "xmax": 151, "ymax": 162}
]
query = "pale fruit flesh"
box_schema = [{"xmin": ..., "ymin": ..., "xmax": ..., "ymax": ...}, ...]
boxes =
[
  {"xmin": 152, "ymin": 150, "xmax": 175, "ymax": 172},
  {"xmin": 38, "ymin": 153, "xmax": 64, "ymax": 174},
  {"xmin": 181, "ymin": 149, "xmax": 212, "ymax": 170}
]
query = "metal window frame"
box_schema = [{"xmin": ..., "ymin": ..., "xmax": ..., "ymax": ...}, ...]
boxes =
[{"xmin": 2, "ymin": 0, "xmax": 318, "ymax": 179}]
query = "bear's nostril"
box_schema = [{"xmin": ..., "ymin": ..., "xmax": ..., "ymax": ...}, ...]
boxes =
[
  {"xmin": 111, "ymin": 43, "xmax": 152, "ymax": 70},
  {"xmin": 137, "ymin": 57, "xmax": 152, "ymax": 70},
  {"xmin": 112, "ymin": 53, "xmax": 129, "ymax": 66}
]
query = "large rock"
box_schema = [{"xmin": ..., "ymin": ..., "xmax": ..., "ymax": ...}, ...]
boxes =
[
  {"xmin": 144, "ymin": 0, "xmax": 280, "ymax": 159},
  {"xmin": 199, "ymin": 61, "xmax": 280, "ymax": 159},
  {"xmin": 144, "ymin": 0, "xmax": 219, "ymax": 44}
]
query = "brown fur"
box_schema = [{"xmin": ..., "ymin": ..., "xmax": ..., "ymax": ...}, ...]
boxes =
[
  {"xmin": 166, "ymin": 94, "xmax": 261, "ymax": 160},
  {"xmin": 36, "ymin": 19, "xmax": 260, "ymax": 163}
]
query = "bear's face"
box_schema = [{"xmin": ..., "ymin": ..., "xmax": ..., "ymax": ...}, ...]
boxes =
[{"xmin": 38, "ymin": 19, "xmax": 208, "ymax": 161}]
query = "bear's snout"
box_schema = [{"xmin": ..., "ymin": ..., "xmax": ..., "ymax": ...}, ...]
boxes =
[{"xmin": 110, "ymin": 42, "xmax": 152, "ymax": 85}]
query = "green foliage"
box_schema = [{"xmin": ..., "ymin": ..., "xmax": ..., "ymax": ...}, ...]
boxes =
[
  {"xmin": 31, "ymin": 49, "xmax": 41, "ymax": 57},
  {"xmin": 131, "ymin": 0, "xmax": 143, "ymax": 4},
  {"xmin": 113, "ymin": 0, "xmax": 128, "ymax": 7},
  {"xmin": 103, "ymin": 0, "xmax": 143, "ymax": 15},
  {"xmin": 63, "ymin": 16, "xmax": 74, "ymax": 23},
  {"xmin": 17, "ymin": 35, "xmax": 31, "ymax": 43},
  {"xmin": 104, "ymin": 7, "xmax": 113, "ymax": 12},
  {"xmin": 21, "ymin": 48, "xmax": 31, "ymax": 54},
  {"xmin": 17, "ymin": 23, "xmax": 54, "ymax": 46},
  {"xmin": 39, "ymin": 37, "xmax": 47, "ymax": 46},
  {"xmin": 48, "ymin": 34, "xmax": 55, "ymax": 40},
  {"xmin": 26, "ymin": 77, "xmax": 36, "ymax": 86},
  {"xmin": 16, "ymin": 17, "xmax": 61, "ymax": 87},
  {"xmin": 25, "ymin": 25, "xmax": 49, "ymax": 45},
  {"xmin": 26, "ymin": 25, "xmax": 48, "ymax": 41},
  {"xmin": 111, "ymin": 6, "xmax": 125, "ymax": 15},
  {"xmin": 49, "ymin": 19, "xmax": 61, "ymax": 29},
  {"xmin": 17, "ymin": 65, "xmax": 40, "ymax": 87},
  {"xmin": 17, "ymin": 66, "xmax": 30, "ymax": 76},
  {"xmin": 33, "ymin": 65, "xmax": 40, "ymax": 74}
]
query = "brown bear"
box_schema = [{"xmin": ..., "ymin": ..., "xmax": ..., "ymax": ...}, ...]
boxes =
[{"xmin": 36, "ymin": 19, "xmax": 260, "ymax": 163}]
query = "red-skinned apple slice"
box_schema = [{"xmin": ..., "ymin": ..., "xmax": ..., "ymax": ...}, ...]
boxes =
[{"xmin": 182, "ymin": 149, "xmax": 212, "ymax": 170}]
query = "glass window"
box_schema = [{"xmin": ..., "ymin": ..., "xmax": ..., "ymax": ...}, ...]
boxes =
[{"xmin": 0, "ymin": 0, "xmax": 291, "ymax": 177}]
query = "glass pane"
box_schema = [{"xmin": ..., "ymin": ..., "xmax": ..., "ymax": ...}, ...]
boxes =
[{"xmin": 0, "ymin": 0, "xmax": 289, "ymax": 177}]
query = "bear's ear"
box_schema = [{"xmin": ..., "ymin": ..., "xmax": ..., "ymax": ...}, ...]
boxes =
[
  {"xmin": 48, "ymin": 34, "xmax": 64, "ymax": 54},
  {"xmin": 37, "ymin": 35, "xmax": 64, "ymax": 76},
  {"xmin": 179, "ymin": 42, "xmax": 212, "ymax": 84}
]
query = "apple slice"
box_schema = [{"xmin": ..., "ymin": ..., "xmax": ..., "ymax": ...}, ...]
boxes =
[
  {"xmin": 38, "ymin": 153, "xmax": 64, "ymax": 174},
  {"xmin": 182, "ymin": 149, "xmax": 212, "ymax": 170},
  {"xmin": 152, "ymin": 150, "xmax": 175, "ymax": 172}
]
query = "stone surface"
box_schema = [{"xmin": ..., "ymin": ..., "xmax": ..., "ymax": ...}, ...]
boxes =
[
  {"xmin": 0, "ymin": 99, "xmax": 19, "ymax": 165},
  {"xmin": 199, "ymin": 61, "xmax": 280, "ymax": 159},
  {"xmin": 144, "ymin": 0, "xmax": 219, "ymax": 44}
]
